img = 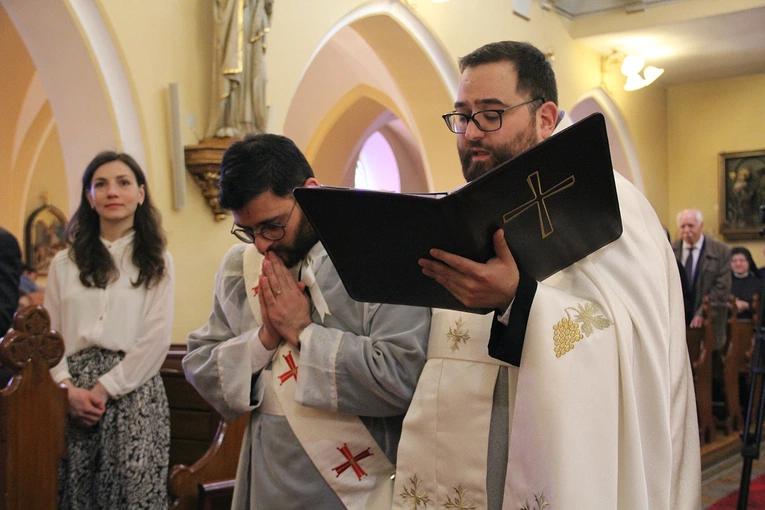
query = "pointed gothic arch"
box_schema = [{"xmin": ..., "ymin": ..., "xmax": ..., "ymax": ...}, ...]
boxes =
[
  {"xmin": 570, "ymin": 87, "xmax": 645, "ymax": 192},
  {"xmin": 1, "ymin": 0, "xmax": 144, "ymax": 213},
  {"xmin": 283, "ymin": 1, "xmax": 461, "ymax": 193}
]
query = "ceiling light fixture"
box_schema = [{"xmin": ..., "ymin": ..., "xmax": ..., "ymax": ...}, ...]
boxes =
[{"xmin": 601, "ymin": 50, "xmax": 664, "ymax": 92}]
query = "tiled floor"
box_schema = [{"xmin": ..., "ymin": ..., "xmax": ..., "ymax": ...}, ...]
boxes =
[{"xmin": 702, "ymin": 453, "xmax": 765, "ymax": 508}]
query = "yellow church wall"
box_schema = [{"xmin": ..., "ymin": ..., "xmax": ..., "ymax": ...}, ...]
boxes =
[
  {"xmin": 668, "ymin": 73, "xmax": 765, "ymax": 264},
  {"xmin": 0, "ymin": 6, "xmax": 70, "ymax": 265},
  {"xmin": 600, "ymin": 65, "xmax": 670, "ymax": 223},
  {"xmin": 0, "ymin": 4, "xmax": 40, "ymax": 239},
  {"xmin": 267, "ymin": 1, "xmax": 606, "ymax": 193},
  {"xmin": 626, "ymin": 85, "xmax": 670, "ymax": 225},
  {"xmin": 93, "ymin": 0, "xmax": 233, "ymax": 343},
  {"xmin": 346, "ymin": 14, "xmax": 461, "ymax": 191}
]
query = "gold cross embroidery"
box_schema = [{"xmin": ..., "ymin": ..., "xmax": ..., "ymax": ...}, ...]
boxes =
[{"xmin": 502, "ymin": 171, "xmax": 575, "ymax": 239}]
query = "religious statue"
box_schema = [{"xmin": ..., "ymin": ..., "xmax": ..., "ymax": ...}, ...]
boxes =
[{"xmin": 208, "ymin": 0, "xmax": 274, "ymax": 138}]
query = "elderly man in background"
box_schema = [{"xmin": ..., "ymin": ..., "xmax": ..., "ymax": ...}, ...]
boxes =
[{"xmin": 673, "ymin": 208, "xmax": 732, "ymax": 350}]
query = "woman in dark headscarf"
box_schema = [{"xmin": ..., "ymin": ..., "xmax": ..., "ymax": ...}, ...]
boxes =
[{"xmin": 731, "ymin": 246, "xmax": 762, "ymax": 320}]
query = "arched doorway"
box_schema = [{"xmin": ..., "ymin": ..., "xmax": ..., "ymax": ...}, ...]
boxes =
[{"xmin": 283, "ymin": 1, "xmax": 460, "ymax": 194}]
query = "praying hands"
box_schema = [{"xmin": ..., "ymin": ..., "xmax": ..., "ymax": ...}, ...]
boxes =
[{"xmin": 258, "ymin": 251, "xmax": 311, "ymax": 348}]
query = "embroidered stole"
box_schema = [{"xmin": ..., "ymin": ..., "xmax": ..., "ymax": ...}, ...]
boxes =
[
  {"xmin": 242, "ymin": 245, "xmax": 395, "ymax": 508},
  {"xmin": 393, "ymin": 309, "xmax": 515, "ymax": 509}
]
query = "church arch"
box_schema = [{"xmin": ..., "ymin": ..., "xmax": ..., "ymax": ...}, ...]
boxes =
[
  {"xmin": 570, "ymin": 87, "xmax": 645, "ymax": 192},
  {"xmin": 1, "ymin": 0, "xmax": 145, "ymax": 213},
  {"xmin": 305, "ymin": 84, "xmax": 427, "ymax": 193},
  {"xmin": 283, "ymin": 1, "xmax": 460, "ymax": 193}
]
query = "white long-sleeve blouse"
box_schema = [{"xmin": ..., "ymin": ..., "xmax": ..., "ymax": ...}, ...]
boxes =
[{"xmin": 46, "ymin": 232, "xmax": 174, "ymax": 398}]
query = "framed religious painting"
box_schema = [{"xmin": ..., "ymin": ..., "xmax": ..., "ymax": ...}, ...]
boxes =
[
  {"xmin": 24, "ymin": 204, "xmax": 68, "ymax": 276},
  {"xmin": 719, "ymin": 149, "xmax": 765, "ymax": 240}
]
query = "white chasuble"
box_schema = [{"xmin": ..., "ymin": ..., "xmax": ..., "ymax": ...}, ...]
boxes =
[
  {"xmin": 394, "ymin": 170, "xmax": 701, "ymax": 509},
  {"xmin": 502, "ymin": 266, "xmax": 620, "ymax": 508}
]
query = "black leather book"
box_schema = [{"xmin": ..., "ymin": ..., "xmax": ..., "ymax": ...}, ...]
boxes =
[{"xmin": 294, "ymin": 113, "xmax": 623, "ymax": 312}]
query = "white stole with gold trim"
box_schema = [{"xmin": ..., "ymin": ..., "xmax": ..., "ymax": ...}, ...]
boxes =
[{"xmin": 393, "ymin": 309, "xmax": 514, "ymax": 509}]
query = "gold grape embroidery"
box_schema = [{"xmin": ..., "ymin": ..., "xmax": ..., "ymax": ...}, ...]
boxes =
[{"xmin": 553, "ymin": 302, "xmax": 613, "ymax": 358}]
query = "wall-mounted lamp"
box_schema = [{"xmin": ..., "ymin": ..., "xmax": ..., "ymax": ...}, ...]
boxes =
[
  {"xmin": 601, "ymin": 50, "xmax": 664, "ymax": 92},
  {"xmin": 620, "ymin": 54, "xmax": 664, "ymax": 91}
]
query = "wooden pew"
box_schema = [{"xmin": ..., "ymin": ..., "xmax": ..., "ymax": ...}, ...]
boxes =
[
  {"xmin": 198, "ymin": 478, "xmax": 237, "ymax": 510},
  {"xmin": 687, "ymin": 296, "xmax": 716, "ymax": 444},
  {"xmin": 0, "ymin": 305, "xmax": 67, "ymax": 510},
  {"xmin": 723, "ymin": 294, "xmax": 760, "ymax": 435},
  {"xmin": 162, "ymin": 346, "xmax": 228, "ymax": 468},
  {"xmin": 165, "ymin": 346, "xmax": 247, "ymax": 510},
  {"xmin": 167, "ymin": 416, "xmax": 247, "ymax": 510},
  {"xmin": 735, "ymin": 294, "xmax": 761, "ymax": 432}
]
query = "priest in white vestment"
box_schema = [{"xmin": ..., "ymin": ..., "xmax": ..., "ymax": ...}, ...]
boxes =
[{"xmin": 393, "ymin": 41, "xmax": 701, "ymax": 510}]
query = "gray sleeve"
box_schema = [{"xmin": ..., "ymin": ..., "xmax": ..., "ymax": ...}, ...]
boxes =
[
  {"xmin": 296, "ymin": 297, "xmax": 431, "ymax": 418},
  {"xmin": 183, "ymin": 246, "xmax": 264, "ymax": 421}
]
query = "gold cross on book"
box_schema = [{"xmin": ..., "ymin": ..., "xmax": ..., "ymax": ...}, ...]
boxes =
[{"xmin": 503, "ymin": 171, "xmax": 575, "ymax": 239}]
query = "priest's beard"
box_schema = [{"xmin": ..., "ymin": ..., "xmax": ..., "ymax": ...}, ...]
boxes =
[
  {"xmin": 459, "ymin": 120, "xmax": 539, "ymax": 183},
  {"xmin": 269, "ymin": 214, "xmax": 320, "ymax": 268}
]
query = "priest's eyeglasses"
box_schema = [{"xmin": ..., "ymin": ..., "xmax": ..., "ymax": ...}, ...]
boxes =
[
  {"xmin": 442, "ymin": 97, "xmax": 544, "ymax": 134},
  {"xmin": 230, "ymin": 200, "xmax": 297, "ymax": 243}
]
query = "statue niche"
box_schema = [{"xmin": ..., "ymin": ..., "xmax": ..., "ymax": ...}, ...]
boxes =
[{"xmin": 185, "ymin": 0, "xmax": 274, "ymax": 221}]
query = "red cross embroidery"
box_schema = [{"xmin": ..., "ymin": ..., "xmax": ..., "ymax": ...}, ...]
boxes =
[
  {"xmin": 277, "ymin": 351, "xmax": 298, "ymax": 385},
  {"xmin": 252, "ymin": 285, "xmax": 259, "ymax": 297},
  {"xmin": 332, "ymin": 443, "xmax": 372, "ymax": 481}
]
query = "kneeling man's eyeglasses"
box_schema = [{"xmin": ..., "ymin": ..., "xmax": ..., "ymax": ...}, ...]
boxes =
[{"xmin": 230, "ymin": 200, "xmax": 297, "ymax": 243}]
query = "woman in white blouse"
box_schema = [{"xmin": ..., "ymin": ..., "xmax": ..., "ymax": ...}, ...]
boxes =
[{"xmin": 46, "ymin": 151, "xmax": 174, "ymax": 509}]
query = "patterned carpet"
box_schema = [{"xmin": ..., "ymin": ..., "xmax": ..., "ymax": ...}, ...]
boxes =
[{"xmin": 703, "ymin": 454, "xmax": 765, "ymax": 508}]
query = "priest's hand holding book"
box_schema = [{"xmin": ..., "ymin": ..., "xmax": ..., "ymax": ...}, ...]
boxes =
[{"xmin": 419, "ymin": 229, "xmax": 520, "ymax": 311}]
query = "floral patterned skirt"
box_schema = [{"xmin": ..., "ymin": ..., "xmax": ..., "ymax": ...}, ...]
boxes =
[{"xmin": 58, "ymin": 347, "xmax": 170, "ymax": 510}]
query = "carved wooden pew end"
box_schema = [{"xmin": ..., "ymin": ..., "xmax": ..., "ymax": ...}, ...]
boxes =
[{"xmin": 0, "ymin": 305, "xmax": 67, "ymax": 510}]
